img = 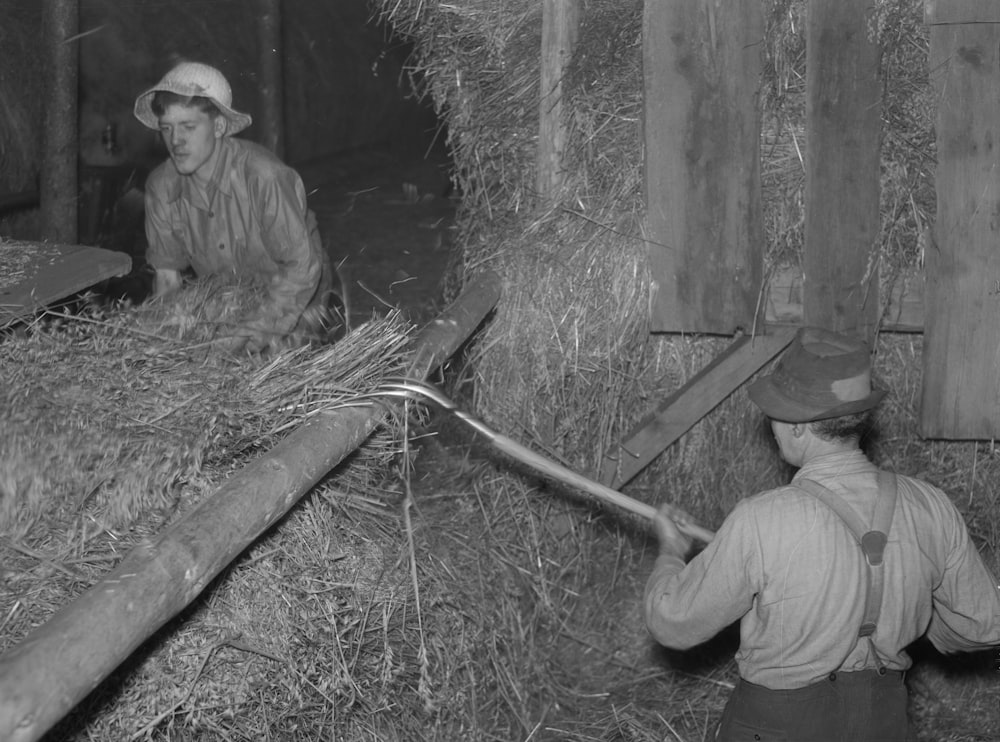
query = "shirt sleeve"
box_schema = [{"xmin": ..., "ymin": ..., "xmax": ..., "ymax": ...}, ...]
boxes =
[
  {"xmin": 244, "ymin": 161, "xmax": 322, "ymax": 339},
  {"xmin": 644, "ymin": 500, "xmax": 759, "ymax": 650},
  {"xmin": 143, "ymin": 171, "xmax": 190, "ymax": 273},
  {"xmin": 925, "ymin": 495, "xmax": 1000, "ymax": 653}
]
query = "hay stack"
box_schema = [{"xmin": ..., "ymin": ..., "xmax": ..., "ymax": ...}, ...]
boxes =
[
  {"xmin": 374, "ymin": 0, "xmax": 939, "ymax": 510},
  {"xmin": 1, "ymin": 275, "xmax": 414, "ymax": 543}
]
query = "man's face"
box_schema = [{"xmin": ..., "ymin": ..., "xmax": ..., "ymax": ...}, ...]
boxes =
[{"xmin": 157, "ymin": 103, "xmax": 225, "ymax": 178}]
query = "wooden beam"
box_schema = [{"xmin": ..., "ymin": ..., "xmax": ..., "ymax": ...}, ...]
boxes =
[
  {"xmin": 803, "ymin": 0, "xmax": 882, "ymax": 341},
  {"xmin": 921, "ymin": 21, "xmax": 1000, "ymax": 439},
  {"xmin": 256, "ymin": 0, "xmax": 284, "ymax": 158},
  {"xmin": 644, "ymin": 0, "xmax": 764, "ymax": 333},
  {"xmin": 40, "ymin": 0, "xmax": 79, "ymax": 244},
  {"xmin": 0, "ymin": 271, "xmax": 502, "ymax": 742},
  {"xmin": 598, "ymin": 326, "xmax": 797, "ymax": 489},
  {"xmin": 925, "ymin": 0, "xmax": 1000, "ymax": 24},
  {"xmin": 536, "ymin": 0, "xmax": 580, "ymax": 200}
]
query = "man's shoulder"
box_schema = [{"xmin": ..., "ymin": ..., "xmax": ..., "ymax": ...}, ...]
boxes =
[
  {"xmin": 720, "ymin": 485, "xmax": 813, "ymax": 531},
  {"xmin": 145, "ymin": 159, "xmax": 181, "ymax": 196},
  {"xmin": 226, "ymin": 137, "xmax": 296, "ymax": 180}
]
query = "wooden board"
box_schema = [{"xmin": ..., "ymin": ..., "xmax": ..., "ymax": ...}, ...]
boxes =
[
  {"xmin": 0, "ymin": 241, "xmax": 132, "ymax": 327},
  {"xmin": 765, "ymin": 264, "xmax": 925, "ymax": 332},
  {"xmin": 643, "ymin": 0, "xmax": 764, "ymax": 333},
  {"xmin": 803, "ymin": 0, "xmax": 882, "ymax": 340},
  {"xmin": 925, "ymin": 0, "xmax": 1000, "ymax": 24},
  {"xmin": 536, "ymin": 0, "xmax": 580, "ymax": 200},
  {"xmin": 597, "ymin": 326, "xmax": 797, "ymax": 489},
  {"xmin": 921, "ymin": 21, "xmax": 1000, "ymax": 439}
]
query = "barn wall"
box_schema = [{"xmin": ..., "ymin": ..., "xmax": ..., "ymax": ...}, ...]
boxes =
[{"xmin": 0, "ymin": 0, "xmax": 438, "ymax": 212}]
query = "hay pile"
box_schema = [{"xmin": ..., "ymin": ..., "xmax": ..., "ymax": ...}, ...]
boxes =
[
  {"xmin": 1, "ymin": 274, "xmax": 414, "ymax": 541},
  {"xmin": 364, "ymin": 1, "xmax": 1000, "ymax": 740}
]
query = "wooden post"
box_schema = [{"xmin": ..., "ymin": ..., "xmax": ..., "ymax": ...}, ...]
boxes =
[
  {"xmin": 644, "ymin": 0, "xmax": 764, "ymax": 333},
  {"xmin": 40, "ymin": 0, "xmax": 79, "ymax": 245},
  {"xmin": 921, "ymin": 1, "xmax": 1000, "ymax": 439},
  {"xmin": 536, "ymin": 0, "xmax": 580, "ymax": 201},
  {"xmin": 802, "ymin": 0, "xmax": 882, "ymax": 340},
  {"xmin": 0, "ymin": 272, "xmax": 502, "ymax": 742},
  {"xmin": 256, "ymin": 0, "xmax": 284, "ymax": 158}
]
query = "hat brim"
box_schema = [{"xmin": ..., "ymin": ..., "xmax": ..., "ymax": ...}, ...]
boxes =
[
  {"xmin": 748, "ymin": 375, "xmax": 886, "ymax": 423},
  {"xmin": 133, "ymin": 87, "xmax": 252, "ymax": 135}
]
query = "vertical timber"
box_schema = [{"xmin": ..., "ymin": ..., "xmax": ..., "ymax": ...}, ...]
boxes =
[
  {"xmin": 803, "ymin": 0, "xmax": 882, "ymax": 341},
  {"xmin": 644, "ymin": 0, "xmax": 764, "ymax": 333},
  {"xmin": 40, "ymin": 0, "xmax": 79, "ymax": 245},
  {"xmin": 922, "ymin": 2, "xmax": 1000, "ymax": 439},
  {"xmin": 256, "ymin": 0, "xmax": 285, "ymax": 158},
  {"xmin": 536, "ymin": 0, "xmax": 580, "ymax": 201}
]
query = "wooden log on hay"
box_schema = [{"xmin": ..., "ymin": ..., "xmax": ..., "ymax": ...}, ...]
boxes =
[{"xmin": 0, "ymin": 271, "xmax": 501, "ymax": 742}]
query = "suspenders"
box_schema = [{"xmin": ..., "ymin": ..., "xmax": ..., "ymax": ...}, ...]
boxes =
[{"xmin": 797, "ymin": 471, "xmax": 898, "ymax": 671}]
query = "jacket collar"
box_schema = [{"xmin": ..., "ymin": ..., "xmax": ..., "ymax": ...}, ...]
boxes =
[{"xmin": 164, "ymin": 135, "xmax": 237, "ymax": 207}]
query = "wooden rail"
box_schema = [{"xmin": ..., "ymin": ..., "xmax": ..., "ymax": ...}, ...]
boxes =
[{"xmin": 0, "ymin": 271, "xmax": 502, "ymax": 742}]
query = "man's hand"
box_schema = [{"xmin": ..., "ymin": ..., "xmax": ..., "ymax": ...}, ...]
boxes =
[
  {"xmin": 153, "ymin": 268, "xmax": 183, "ymax": 297},
  {"xmin": 653, "ymin": 503, "xmax": 694, "ymax": 560}
]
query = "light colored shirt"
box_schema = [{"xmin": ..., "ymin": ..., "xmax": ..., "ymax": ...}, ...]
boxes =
[
  {"xmin": 144, "ymin": 136, "xmax": 332, "ymax": 338},
  {"xmin": 644, "ymin": 450, "xmax": 1000, "ymax": 689}
]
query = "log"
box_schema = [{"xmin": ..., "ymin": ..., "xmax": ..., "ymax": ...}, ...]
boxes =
[{"xmin": 0, "ymin": 271, "xmax": 502, "ymax": 742}]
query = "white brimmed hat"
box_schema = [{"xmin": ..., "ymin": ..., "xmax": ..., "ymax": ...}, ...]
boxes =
[{"xmin": 133, "ymin": 62, "xmax": 252, "ymax": 135}]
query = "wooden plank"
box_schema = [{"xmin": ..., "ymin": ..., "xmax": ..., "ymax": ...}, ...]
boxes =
[
  {"xmin": 0, "ymin": 242, "xmax": 132, "ymax": 327},
  {"xmin": 765, "ymin": 264, "xmax": 925, "ymax": 332},
  {"xmin": 536, "ymin": 0, "xmax": 580, "ymax": 200},
  {"xmin": 921, "ymin": 21, "xmax": 1000, "ymax": 439},
  {"xmin": 925, "ymin": 0, "xmax": 1000, "ymax": 24},
  {"xmin": 803, "ymin": 0, "xmax": 882, "ymax": 341},
  {"xmin": 644, "ymin": 0, "xmax": 764, "ymax": 333},
  {"xmin": 598, "ymin": 326, "xmax": 797, "ymax": 489},
  {"xmin": 0, "ymin": 271, "xmax": 502, "ymax": 742}
]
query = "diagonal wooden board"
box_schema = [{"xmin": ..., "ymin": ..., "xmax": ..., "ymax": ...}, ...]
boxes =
[
  {"xmin": 0, "ymin": 241, "xmax": 132, "ymax": 328},
  {"xmin": 597, "ymin": 326, "xmax": 797, "ymax": 489}
]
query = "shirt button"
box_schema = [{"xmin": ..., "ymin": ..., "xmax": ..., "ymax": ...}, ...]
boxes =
[
  {"xmin": 218, "ymin": 242, "xmax": 225, "ymax": 251},
  {"xmin": 828, "ymin": 672, "xmax": 837, "ymax": 682}
]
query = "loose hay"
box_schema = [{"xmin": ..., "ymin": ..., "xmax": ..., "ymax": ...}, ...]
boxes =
[{"xmin": 1, "ymin": 276, "xmax": 413, "ymax": 542}]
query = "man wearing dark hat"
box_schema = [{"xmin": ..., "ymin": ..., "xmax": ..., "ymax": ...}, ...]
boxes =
[
  {"xmin": 134, "ymin": 61, "xmax": 340, "ymax": 352},
  {"xmin": 645, "ymin": 327, "xmax": 1000, "ymax": 741}
]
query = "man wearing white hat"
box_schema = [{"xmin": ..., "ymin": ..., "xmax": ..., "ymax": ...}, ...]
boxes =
[
  {"xmin": 645, "ymin": 327, "xmax": 1000, "ymax": 741},
  {"xmin": 134, "ymin": 61, "xmax": 340, "ymax": 352}
]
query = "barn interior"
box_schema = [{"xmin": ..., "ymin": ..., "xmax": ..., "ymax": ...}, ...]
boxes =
[
  {"xmin": 1, "ymin": 0, "xmax": 456, "ymax": 318},
  {"xmin": 2, "ymin": 1, "xmax": 999, "ymax": 741}
]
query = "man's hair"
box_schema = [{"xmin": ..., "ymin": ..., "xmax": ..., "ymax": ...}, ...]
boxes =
[
  {"xmin": 150, "ymin": 91, "xmax": 221, "ymax": 119},
  {"xmin": 810, "ymin": 410, "xmax": 874, "ymax": 443}
]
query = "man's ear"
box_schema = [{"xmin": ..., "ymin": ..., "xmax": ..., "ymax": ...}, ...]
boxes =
[{"xmin": 214, "ymin": 115, "xmax": 228, "ymax": 138}]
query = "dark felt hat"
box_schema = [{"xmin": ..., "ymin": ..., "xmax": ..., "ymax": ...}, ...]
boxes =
[{"xmin": 747, "ymin": 327, "xmax": 885, "ymax": 422}]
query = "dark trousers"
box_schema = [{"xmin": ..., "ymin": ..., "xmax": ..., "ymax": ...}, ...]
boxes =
[{"xmin": 714, "ymin": 670, "xmax": 913, "ymax": 742}]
